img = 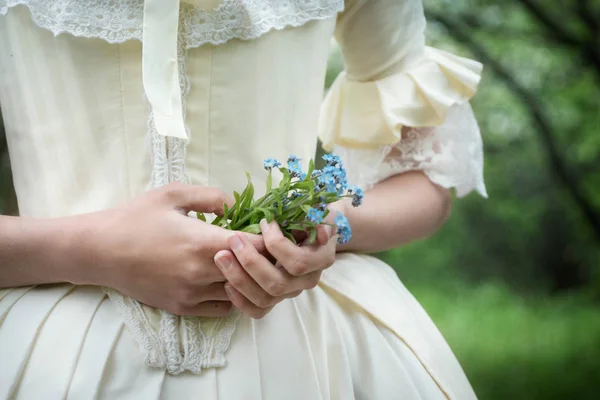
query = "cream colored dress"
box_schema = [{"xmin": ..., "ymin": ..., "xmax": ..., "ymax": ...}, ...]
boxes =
[{"xmin": 0, "ymin": 0, "xmax": 486, "ymax": 399}]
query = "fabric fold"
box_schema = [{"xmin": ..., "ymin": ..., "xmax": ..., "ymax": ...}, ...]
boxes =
[
  {"xmin": 319, "ymin": 46, "xmax": 483, "ymax": 151},
  {"xmin": 319, "ymin": 253, "xmax": 477, "ymax": 400},
  {"xmin": 0, "ymin": 284, "xmax": 75, "ymax": 399}
]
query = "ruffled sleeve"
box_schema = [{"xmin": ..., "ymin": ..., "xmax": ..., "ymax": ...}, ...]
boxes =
[{"xmin": 319, "ymin": 0, "xmax": 487, "ymax": 198}]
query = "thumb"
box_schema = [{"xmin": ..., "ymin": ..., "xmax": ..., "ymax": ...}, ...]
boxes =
[{"xmin": 160, "ymin": 182, "xmax": 234, "ymax": 214}]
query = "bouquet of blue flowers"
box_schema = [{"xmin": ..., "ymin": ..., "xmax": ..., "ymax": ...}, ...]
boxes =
[{"xmin": 197, "ymin": 154, "xmax": 363, "ymax": 244}]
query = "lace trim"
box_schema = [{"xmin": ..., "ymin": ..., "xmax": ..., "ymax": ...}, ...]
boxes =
[
  {"xmin": 334, "ymin": 102, "xmax": 488, "ymax": 198},
  {"xmin": 104, "ymin": 288, "xmax": 165, "ymax": 367},
  {"xmin": 0, "ymin": 0, "xmax": 344, "ymax": 48},
  {"xmin": 0, "ymin": 0, "xmax": 143, "ymax": 44},
  {"xmin": 181, "ymin": 0, "xmax": 344, "ymax": 48},
  {"xmin": 106, "ymin": 18, "xmax": 240, "ymax": 375}
]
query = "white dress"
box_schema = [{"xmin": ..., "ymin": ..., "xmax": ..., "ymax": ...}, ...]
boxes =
[{"xmin": 0, "ymin": 0, "xmax": 486, "ymax": 398}]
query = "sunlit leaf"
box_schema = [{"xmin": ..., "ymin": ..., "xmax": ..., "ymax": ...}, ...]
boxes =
[
  {"xmin": 308, "ymin": 227, "xmax": 318, "ymax": 244},
  {"xmin": 241, "ymin": 224, "xmax": 262, "ymax": 234}
]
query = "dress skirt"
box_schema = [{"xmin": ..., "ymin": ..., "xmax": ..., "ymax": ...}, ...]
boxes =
[{"xmin": 0, "ymin": 253, "xmax": 476, "ymax": 399}]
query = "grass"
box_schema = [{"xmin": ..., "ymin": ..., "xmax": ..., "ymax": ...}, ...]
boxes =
[{"xmin": 379, "ymin": 247, "xmax": 600, "ymax": 400}]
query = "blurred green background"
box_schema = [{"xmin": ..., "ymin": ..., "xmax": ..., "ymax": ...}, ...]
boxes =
[
  {"xmin": 326, "ymin": 1, "xmax": 600, "ymax": 399},
  {"xmin": 2, "ymin": 1, "xmax": 600, "ymax": 399}
]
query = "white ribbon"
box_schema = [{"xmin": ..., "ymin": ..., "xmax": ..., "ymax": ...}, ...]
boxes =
[{"xmin": 142, "ymin": 0, "xmax": 188, "ymax": 139}]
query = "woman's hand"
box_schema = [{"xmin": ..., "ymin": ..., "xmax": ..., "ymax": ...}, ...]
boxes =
[
  {"xmin": 214, "ymin": 219, "xmax": 337, "ymax": 319},
  {"xmin": 71, "ymin": 182, "xmax": 266, "ymax": 317}
]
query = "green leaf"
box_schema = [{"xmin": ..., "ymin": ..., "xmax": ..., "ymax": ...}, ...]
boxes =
[
  {"xmin": 233, "ymin": 191, "xmax": 241, "ymax": 212},
  {"xmin": 279, "ymin": 168, "xmax": 291, "ymax": 190},
  {"xmin": 293, "ymin": 181, "xmax": 315, "ymax": 197},
  {"xmin": 230, "ymin": 190, "xmax": 242, "ymax": 223},
  {"xmin": 256, "ymin": 207, "xmax": 274, "ymax": 222},
  {"xmin": 223, "ymin": 203, "xmax": 230, "ymax": 219},
  {"xmin": 308, "ymin": 227, "xmax": 318, "ymax": 244},
  {"xmin": 242, "ymin": 181, "xmax": 254, "ymax": 213},
  {"xmin": 306, "ymin": 159, "xmax": 315, "ymax": 181},
  {"xmin": 233, "ymin": 172, "xmax": 254, "ymax": 223},
  {"xmin": 283, "ymin": 231, "xmax": 297, "ymax": 244},
  {"xmin": 241, "ymin": 224, "xmax": 262, "ymax": 234},
  {"xmin": 301, "ymin": 205, "xmax": 312, "ymax": 213},
  {"xmin": 275, "ymin": 191, "xmax": 283, "ymax": 214},
  {"xmin": 266, "ymin": 172, "xmax": 272, "ymax": 192},
  {"xmin": 197, "ymin": 212, "xmax": 207, "ymax": 222},
  {"xmin": 289, "ymin": 223, "xmax": 306, "ymax": 231}
]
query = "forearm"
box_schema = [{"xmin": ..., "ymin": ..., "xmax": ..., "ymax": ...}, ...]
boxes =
[
  {"xmin": 337, "ymin": 171, "xmax": 452, "ymax": 253},
  {"xmin": 0, "ymin": 215, "xmax": 89, "ymax": 288}
]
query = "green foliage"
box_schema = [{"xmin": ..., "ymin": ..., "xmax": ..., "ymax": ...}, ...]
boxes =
[
  {"xmin": 382, "ymin": 248, "xmax": 600, "ymax": 399},
  {"xmin": 411, "ymin": 281, "xmax": 600, "ymax": 400}
]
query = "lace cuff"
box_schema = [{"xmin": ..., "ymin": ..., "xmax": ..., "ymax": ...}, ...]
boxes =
[
  {"xmin": 331, "ymin": 103, "xmax": 487, "ymax": 197},
  {"xmin": 319, "ymin": 46, "xmax": 487, "ymax": 197}
]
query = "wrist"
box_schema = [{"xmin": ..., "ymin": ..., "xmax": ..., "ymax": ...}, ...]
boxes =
[{"xmin": 48, "ymin": 212, "xmax": 109, "ymax": 286}]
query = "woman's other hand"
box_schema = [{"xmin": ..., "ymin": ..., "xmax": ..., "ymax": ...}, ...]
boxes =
[{"xmin": 214, "ymin": 219, "xmax": 336, "ymax": 319}]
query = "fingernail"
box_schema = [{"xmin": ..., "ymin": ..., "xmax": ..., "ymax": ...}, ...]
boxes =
[
  {"xmin": 224, "ymin": 284, "xmax": 235, "ymax": 297},
  {"xmin": 260, "ymin": 218, "xmax": 269, "ymax": 233},
  {"xmin": 324, "ymin": 225, "xmax": 333, "ymax": 238},
  {"xmin": 215, "ymin": 253, "xmax": 232, "ymax": 270},
  {"xmin": 229, "ymin": 234, "xmax": 243, "ymax": 252}
]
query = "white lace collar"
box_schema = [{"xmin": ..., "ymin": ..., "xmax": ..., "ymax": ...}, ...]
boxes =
[
  {"xmin": 1, "ymin": 0, "xmax": 344, "ymax": 140},
  {"xmin": 0, "ymin": 0, "xmax": 344, "ymax": 47}
]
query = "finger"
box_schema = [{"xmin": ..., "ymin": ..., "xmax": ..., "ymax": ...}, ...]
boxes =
[
  {"xmin": 260, "ymin": 219, "xmax": 336, "ymax": 276},
  {"xmin": 205, "ymin": 229, "xmax": 267, "ymax": 255},
  {"xmin": 161, "ymin": 182, "xmax": 234, "ymax": 215},
  {"xmin": 195, "ymin": 282, "xmax": 230, "ymax": 302},
  {"xmin": 179, "ymin": 245, "xmax": 228, "ymax": 282},
  {"xmin": 225, "ymin": 284, "xmax": 273, "ymax": 319},
  {"xmin": 316, "ymin": 224, "xmax": 333, "ymax": 247},
  {"xmin": 283, "ymin": 289, "xmax": 304, "ymax": 299},
  {"xmin": 177, "ymin": 301, "xmax": 233, "ymax": 317},
  {"xmin": 227, "ymin": 234, "xmax": 320, "ymax": 296},
  {"xmin": 204, "ymin": 231, "xmax": 268, "ymax": 255},
  {"xmin": 240, "ymin": 233, "xmax": 267, "ymax": 255},
  {"xmin": 215, "ymin": 249, "xmax": 277, "ymax": 309},
  {"xmin": 183, "ymin": 219, "xmax": 267, "ymax": 257}
]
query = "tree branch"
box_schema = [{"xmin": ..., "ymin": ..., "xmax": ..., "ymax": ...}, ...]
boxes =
[
  {"xmin": 453, "ymin": 13, "xmax": 578, "ymax": 48},
  {"xmin": 426, "ymin": 10, "xmax": 600, "ymax": 242},
  {"xmin": 575, "ymin": 0, "xmax": 600, "ymax": 38},
  {"xmin": 517, "ymin": 0, "xmax": 581, "ymax": 46},
  {"xmin": 0, "ymin": 112, "xmax": 6, "ymax": 156},
  {"xmin": 516, "ymin": 0, "xmax": 600, "ymax": 73}
]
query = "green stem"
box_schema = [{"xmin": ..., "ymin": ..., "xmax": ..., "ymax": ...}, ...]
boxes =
[
  {"xmin": 222, "ymin": 174, "xmax": 354, "ymax": 231},
  {"xmin": 229, "ymin": 189, "xmax": 282, "ymax": 230}
]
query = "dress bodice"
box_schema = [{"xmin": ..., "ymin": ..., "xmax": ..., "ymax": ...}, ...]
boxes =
[{"xmin": 0, "ymin": 5, "xmax": 336, "ymax": 218}]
